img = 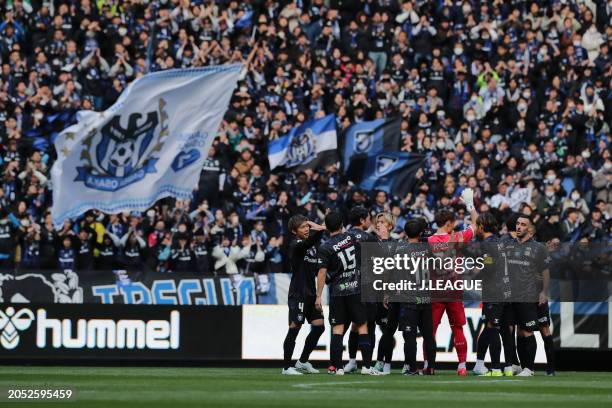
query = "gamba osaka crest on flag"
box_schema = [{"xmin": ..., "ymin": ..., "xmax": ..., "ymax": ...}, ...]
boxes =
[
  {"xmin": 355, "ymin": 152, "xmax": 426, "ymax": 199},
  {"xmin": 268, "ymin": 114, "xmax": 337, "ymax": 170},
  {"xmin": 51, "ymin": 64, "xmax": 241, "ymax": 228},
  {"xmin": 342, "ymin": 117, "xmax": 401, "ymax": 171}
]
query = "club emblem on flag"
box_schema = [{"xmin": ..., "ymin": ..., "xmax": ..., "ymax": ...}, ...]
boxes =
[
  {"xmin": 75, "ymin": 98, "xmax": 169, "ymax": 192},
  {"xmin": 354, "ymin": 130, "xmax": 374, "ymax": 153},
  {"xmin": 286, "ymin": 129, "xmax": 316, "ymax": 167},
  {"xmin": 375, "ymin": 155, "xmax": 398, "ymax": 176}
]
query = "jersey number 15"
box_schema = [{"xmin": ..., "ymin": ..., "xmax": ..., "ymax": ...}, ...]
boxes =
[{"xmin": 338, "ymin": 246, "xmax": 356, "ymax": 271}]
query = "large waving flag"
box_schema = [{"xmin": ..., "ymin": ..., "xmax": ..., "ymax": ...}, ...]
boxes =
[
  {"xmin": 51, "ymin": 64, "xmax": 241, "ymax": 228},
  {"xmin": 268, "ymin": 114, "xmax": 337, "ymax": 170},
  {"xmin": 342, "ymin": 117, "xmax": 401, "ymax": 171},
  {"xmin": 353, "ymin": 152, "xmax": 426, "ymax": 199}
]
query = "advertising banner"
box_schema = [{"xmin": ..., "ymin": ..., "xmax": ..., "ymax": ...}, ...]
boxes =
[
  {"xmin": 0, "ymin": 303, "xmax": 242, "ymax": 361},
  {"xmin": 242, "ymin": 303, "xmax": 612, "ymax": 361},
  {"xmin": 0, "ymin": 270, "xmax": 258, "ymax": 306}
]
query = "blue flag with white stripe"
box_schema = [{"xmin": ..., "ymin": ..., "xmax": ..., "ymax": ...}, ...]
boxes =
[
  {"xmin": 343, "ymin": 117, "xmax": 401, "ymax": 171},
  {"xmin": 268, "ymin": 114, "xmax": 337, "ymax": 170},
  {"xmin": 357, "ymin": 152, "xmax": 426, "ymax": 199}
]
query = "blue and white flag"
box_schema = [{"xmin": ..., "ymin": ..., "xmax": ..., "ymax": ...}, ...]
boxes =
[
  {"xmin": 356, "ymin": 152, "xmax": 426, "ymax": 199},
  {"xmin": 51, "ymin": 65, "xmax": 241, "ymax": 228},
  {"xmin": 342, "ymin": 117, "xmax": 401, "ymax": 171},
  {"xmin": 268, "ymin": 114, "xmax": 337, "ymax": 170}
]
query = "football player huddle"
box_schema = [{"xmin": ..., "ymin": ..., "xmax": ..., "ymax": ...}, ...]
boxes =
[{"xmin": 282, "ymin": 188, "xmax": 554, "ymax": 377}]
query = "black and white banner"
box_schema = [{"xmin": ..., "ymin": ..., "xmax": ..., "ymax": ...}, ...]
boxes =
[{"xmin": 0, "ymin": 303, "xmax": 242, "ymax": 360}]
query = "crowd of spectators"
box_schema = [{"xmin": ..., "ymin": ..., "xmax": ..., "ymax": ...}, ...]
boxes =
[{"xmin": 0, "ymin": 0, "xmax": 610, "ymax": 277}]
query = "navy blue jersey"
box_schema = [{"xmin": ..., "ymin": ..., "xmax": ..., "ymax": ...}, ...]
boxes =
[
  {"xmin": 288, "ymin": 230, "xmax": 323, "ymax": 299},
  {"xmin": 319, "ymin": 228, "xmax": 376, "ymax": 297}
]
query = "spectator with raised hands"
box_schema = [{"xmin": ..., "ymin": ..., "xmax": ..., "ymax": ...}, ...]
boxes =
[{"xmin": 0, "ymin": 0, "xmax": 608, "ymax": 275}]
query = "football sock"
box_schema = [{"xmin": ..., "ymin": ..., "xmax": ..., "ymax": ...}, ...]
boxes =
[
  {"xmin": 511, "ymin": 329, "xmax": 520, "ymax": 365},
  {"xmin": 516, "ymin": 335, "xmax": 526, "ymax": 368},
  {"xmin": 299, "ymin": 325, "xmax": 324, "ymax": 363},
  {"xmin": 384, "ymin": 330, "xmax": 395, "ymax": 363},
  {"xmin": 451, "ymin": 325, "xmax": 467, "ymax": 363},
  {"xmin": 283, "ymin": 327, "xmax": 300, "ymax": 369},
  {"xmin": 367, "ymin": 321, "xmax": 376, "ymax": 352},
  {"xmin": 488, "ymin": 328, "xmax": 502, "ymax": 370},
  {"xmin": 331, "ymin": 334, "xmax": 344, "ymax": 369},
  {"xmin": 420, "ymin": 309, "xmax": 436, "ymax": 370},
  {"xmin": 543, "ymin": 334, "xmax": 555, "ymax": 372},
  {"xmin": 476, "ymin": 327, "xmax": 490, "ymax": 360},
  {"xmin": 502, "ymin": 326, "xmax": 519, "ymax": 366},
  {"xmin": 402, "ymin": 329, "xmax": 417, "ymax": 370},
  {"xmin": 358, "ymin": 334, "xmax": 373, "ymax": 368},
  {"xmin": 348, "ymin": 330, "xmax": 359, "ymax": 359},
  {"xmin": 524, "ymin": 335, "xmax": 537, "ymax": 371},
  {"xmin": 474, "ymin": 359, "xmax": 485, "ymax": 371},
  {"xmin": 376, "ymin": 332, "xmax": 386, "ymax": 363}
]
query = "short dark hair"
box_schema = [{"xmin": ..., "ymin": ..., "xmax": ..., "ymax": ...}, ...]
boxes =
[
  {"xmin": 325, "ymin": 211, "xmax": 343, "ymax": 232},
  {"xmin": 404, "ymin": 218, "xmax": 426, "ymax": 239},
  {"xmin": 288, "ymin": 214, "xmax": 308, "ymax": 234},
  {"xmin": 477, "ymin": 212, "xmax": 498, "ymax": 234},
  {"xmin": 505, "ymin": 213, "xmax": 520, "ymax": 231},
  {"xmin": 348, "ymin": 206, "xmax": 369, "ymax": 226},
  {"xmin": 516, "ymin": 213, "xmax": 533, "ymax": 225},
  {"xmin": 434, "ymin": 209, "xmax": 455, "ymax": 227}
]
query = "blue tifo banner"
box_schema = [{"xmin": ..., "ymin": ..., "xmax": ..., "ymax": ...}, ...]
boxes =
[
  {"xmin": 342, "ymin": 117, "xmax": 401, "ymax": 171},
  {"xmin": 0, "ymin": 270, "xmax": 260, "ymax": 306},
  {"xmin": 350, "ymin": 151, "xmax": 426, "ymax": 199},
  {"xmin": 51, "ymin": 64, "xmax": 242, "ymax": 228},
  {"xmin": 267, "ymin": 114, "xmax": 338, "ymax": 170}
]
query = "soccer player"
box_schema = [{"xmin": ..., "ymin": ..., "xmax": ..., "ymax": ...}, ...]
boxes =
[
  {"xmin": 536, "ymin": 230, "xmax": 556, "ymax": 376},
  {"xmin": 399, "ymin": 218, "xmax": 436, "ymax": 375},
  {"xmin": 505, "ymin": 214, "xmax": 551, "ymax": 377},
  {"xmin": 282, "ymin": 215, "xmax": 326, "ymax": 375},
  {"xmin": 341, "ymin": 207, "xmax": 383, "ymax": 374},
  {"xmin": 499, "ymin": 213, "xmax": 522, "ymax": 376},
  {"xmin": 426, "ymin": 188, "xmax": 477, "ymax": 376},
  {"xmin": 315, "ymin": 210, "xmax": 382, "ymax": 376},
  {"xmin": 371, "ymin": 212, "xmax": 398, "ymax": 375},
  {"xmin": 472, "ymin": 212, "xmax": 504, "ymax": 376}
]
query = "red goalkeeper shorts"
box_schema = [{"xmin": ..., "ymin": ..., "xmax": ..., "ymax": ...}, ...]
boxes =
[{"xmin": 432, "ymin": 301, "xmax": 466, "ymax": 329}]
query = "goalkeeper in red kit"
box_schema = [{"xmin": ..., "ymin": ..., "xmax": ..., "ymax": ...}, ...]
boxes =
[{"xmin": 425, "ymin": 188, "xmax": 478, "ymax": 376}]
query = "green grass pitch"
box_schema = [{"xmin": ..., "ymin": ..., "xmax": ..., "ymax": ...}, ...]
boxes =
[{"xmin": 1, "ymin": 366, "xmax": 612, "ymax": 408}]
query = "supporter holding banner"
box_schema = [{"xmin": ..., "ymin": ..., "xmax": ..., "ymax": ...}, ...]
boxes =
[{"xmin": 51, "ymin": 65, "xmax": 242, "ymax": 229}]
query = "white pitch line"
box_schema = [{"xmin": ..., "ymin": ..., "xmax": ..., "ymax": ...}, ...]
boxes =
[{"xmin": 292, "ymin": 381, "xmax": 373, "ymax": 389}]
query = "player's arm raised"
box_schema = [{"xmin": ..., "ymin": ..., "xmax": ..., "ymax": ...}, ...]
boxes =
[{"xmin": 461, "ymin": 187, "xmax": 478, "ymax": 228}]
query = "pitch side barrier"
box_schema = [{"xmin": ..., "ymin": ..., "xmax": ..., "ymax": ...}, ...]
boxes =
[{"xmin": 0, "ymin": 302, "xmax": 609, "ymax": 370}]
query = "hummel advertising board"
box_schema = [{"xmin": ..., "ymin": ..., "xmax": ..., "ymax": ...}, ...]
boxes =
[{"xmin": 0, "ymin": 304, "xmax": 242, "ymax": 360}]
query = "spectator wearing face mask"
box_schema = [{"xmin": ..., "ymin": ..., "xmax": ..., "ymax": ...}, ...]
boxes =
[
  {"xmin": 562, "ymin": 189, "xmax": 590, "ymax": 223},
  {"xmin": 561, "ymin": 208, "xmax": 582, "ymax": 241},
  {"xmin": 538, "ymin": 183, "xmax": 562, "ymax": 216}
]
